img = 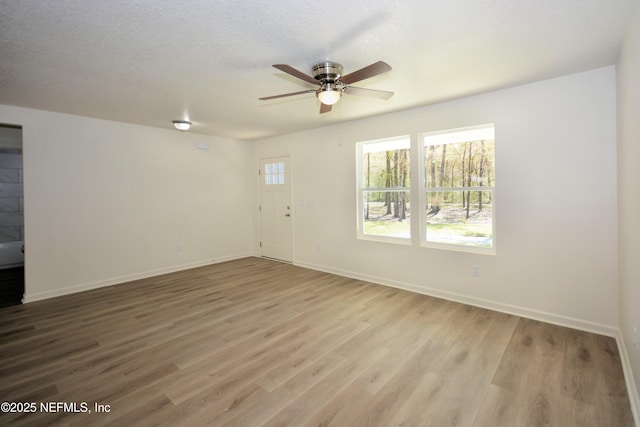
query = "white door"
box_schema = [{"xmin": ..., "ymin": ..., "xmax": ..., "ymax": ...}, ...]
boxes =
[{"xmin": 260, "ymin": 157, "xmax": 292, "ymax": 262}]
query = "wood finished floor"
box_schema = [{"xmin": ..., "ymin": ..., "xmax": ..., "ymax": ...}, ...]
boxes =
[{"xmin": 0, "ymin": 257, "xmax": 633, "ymax": 426}]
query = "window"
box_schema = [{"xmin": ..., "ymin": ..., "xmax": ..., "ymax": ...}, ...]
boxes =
[
  {"xmin": 357, "ymin": 136, "xmax": 411, "ymax": 242},
  {"xmin": 421, "ymin": 125, "xmax": 495, "ymax": 251},
  {"xmin": 264, "ymin": 161, "xmax": 285, "ymax": 185},
  {"xmin": 356, "ymin": 125, "xmax": 495, "ymax": 252}
]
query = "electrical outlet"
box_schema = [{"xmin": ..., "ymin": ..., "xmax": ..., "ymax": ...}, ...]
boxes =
[
  {"xmin": 176, "ymin": 244, "xmax": 183, "ymax": 252},
  {"xmin": 315, "ymin": 243, "xmax": 321, "ymax": 253},
  {"xmin": 471, "ymin": 265, "xmax": 480, "ymax": 277}
]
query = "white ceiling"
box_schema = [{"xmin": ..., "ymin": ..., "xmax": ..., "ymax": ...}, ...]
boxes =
[{"xmin": 0, "ymin": 0, "xmax": 634, "ymax": 140}]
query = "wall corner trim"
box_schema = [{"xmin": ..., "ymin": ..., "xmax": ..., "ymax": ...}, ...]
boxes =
[{"xmin": 616, "ymin": 330, "xmax": 640, "ymax": 427}]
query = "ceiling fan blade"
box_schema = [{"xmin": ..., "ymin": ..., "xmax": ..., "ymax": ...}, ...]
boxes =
[
  {"xmin": 259, "ymin": 89, "xmax": 315, "ymax": 101},
  {"xmin": 273, "ymin": 64, "xmax": 318, "ymax": 85},
  {"xmin": 320, "ymin": 103, "xmax": 332, "ymax": 114},
  {"xmin": 339, "ymin": 61, "xmax": 392, "ymax": 85},
  {"xmin": 343, "ymin": 86, "xmax": 394, "ymax": 100}
]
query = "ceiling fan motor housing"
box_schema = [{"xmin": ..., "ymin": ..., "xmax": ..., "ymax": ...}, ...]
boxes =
[{"xmin": 312, "ymin": 62, "xmax": 343, "ymax": 83}]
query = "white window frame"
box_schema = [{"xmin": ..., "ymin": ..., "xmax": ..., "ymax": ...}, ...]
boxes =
[
  {"xmin": 419, "ymin": 124, "xmax": 496, "ymax": 254},
  {"xmin": 356, "ymin": 135, "xmax": 412, "ymax": 245}
]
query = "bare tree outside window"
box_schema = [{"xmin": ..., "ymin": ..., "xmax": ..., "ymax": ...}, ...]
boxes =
[
  {"xmin": 423, "ymin": 125, "xmax": 495, "ymax": 249},
  {"xmin": 357, "ymin": 126, "xmax": 494, "ymax": 252},
  {"xmin": 360, "ymin": 137, "xmax": 411, "ymax": 240}
]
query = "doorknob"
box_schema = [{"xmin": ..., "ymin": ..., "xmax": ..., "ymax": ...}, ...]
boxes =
[{"xmin": 285, "ymin": 213, "xmax": 291, "ymax": 217}]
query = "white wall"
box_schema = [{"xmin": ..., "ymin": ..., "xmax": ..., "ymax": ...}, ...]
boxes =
[
  {"xmin": 617, "ymin": 0, "xmax": 640, "ymax": 417},
  {"xmin": 0, "ymin": 105, "xmax": 254, "ymax": 302},
  {"xmin": 253, "ymin": 67, "xmax": 618, "ymax": 334}
]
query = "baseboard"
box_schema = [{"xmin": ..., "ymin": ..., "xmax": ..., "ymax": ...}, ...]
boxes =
[
  {"xmin": 293, "ymin": 260, "xmax": 618, "ymax": 337},
  {"xmin": 22, "ymin": 252, "xmax": 252, "ymax": 303},
  {"xmin": 616, "ymin": 331, "xmax": 640, "ymax": 426}
]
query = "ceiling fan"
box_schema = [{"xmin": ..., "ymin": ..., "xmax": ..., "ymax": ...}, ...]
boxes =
[{"xmin": 259, "ymin": 61, "xmax": 394, "ymax": 113}]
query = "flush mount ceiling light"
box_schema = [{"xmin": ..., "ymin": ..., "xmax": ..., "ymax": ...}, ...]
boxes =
[{"xmin": 172, "ymin": 120, "xmax": 191, "ymax": 131}]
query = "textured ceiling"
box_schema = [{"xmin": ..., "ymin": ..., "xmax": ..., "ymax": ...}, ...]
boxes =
[{"xmin": 0, "ymin": 0, "xmax": 634, "ymax": 140}]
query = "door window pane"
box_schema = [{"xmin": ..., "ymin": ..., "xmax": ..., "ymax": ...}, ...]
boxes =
[{"xmin": 265, "ymin": 162, "xmax": 285, "ymax": 185}]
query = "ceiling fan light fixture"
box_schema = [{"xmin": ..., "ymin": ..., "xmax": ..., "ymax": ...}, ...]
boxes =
[
  {"xmin": 317, "ymin": 83, "xmax": 341, "ymax": 105},
  {"xmin": 172, "ymin": 120, "xmax": 192, "ymax": 131}
]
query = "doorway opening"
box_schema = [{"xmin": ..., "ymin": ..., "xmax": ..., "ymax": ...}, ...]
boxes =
[{"xmin": 0, "ymin": 124, "xmax": 24, "ymax": 307}]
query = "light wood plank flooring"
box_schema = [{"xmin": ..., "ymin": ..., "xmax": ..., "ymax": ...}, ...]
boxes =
[{"xmin": 0, "ymin": 257, "xmax": 633, "ymax": 426}]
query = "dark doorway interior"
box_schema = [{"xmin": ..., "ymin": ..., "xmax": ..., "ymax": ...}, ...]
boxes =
[{"xmin": 0, "ymin": 266, "xmax": 24, "ymax": 307}]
